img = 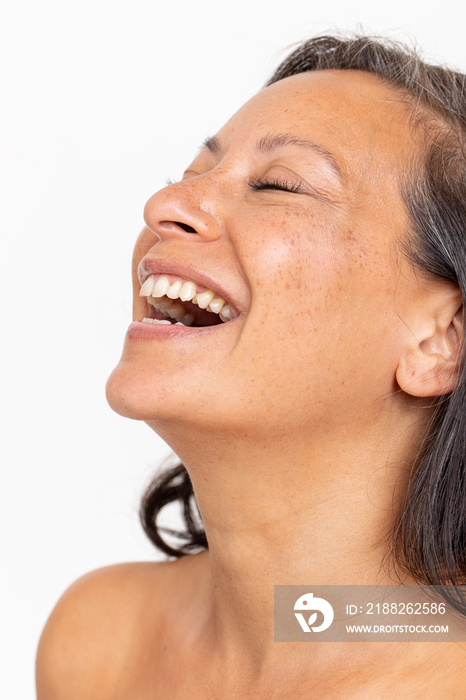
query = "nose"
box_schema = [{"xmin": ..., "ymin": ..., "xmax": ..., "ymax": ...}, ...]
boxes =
[{"xmin": 143, "ymin": 178, "xmax": 225, "ymax": 243}]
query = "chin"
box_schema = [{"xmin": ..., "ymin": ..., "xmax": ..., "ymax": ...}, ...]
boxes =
[
  {"xmin": 105, "ymin": 361, "xmax": 167, "ymax": 421},
  {"xmin": 105, "ymin": 354, "xmax": 206, "ymax": 425},
  {"xmin": 106, "ymin": 364, "xmax": 142, "ymax": 420}
]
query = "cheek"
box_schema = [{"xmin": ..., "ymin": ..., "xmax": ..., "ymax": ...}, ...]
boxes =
[
  {"xmin": 235, "ymin": 210, "xmax": 401, "ymax": 395},
  {"xmin": 244, "ymin": 207, "xmax": 347, "ymax": 328},
  {"xmin": 230, "ymin": 212, "xmax": 349, "ymax": 404}
]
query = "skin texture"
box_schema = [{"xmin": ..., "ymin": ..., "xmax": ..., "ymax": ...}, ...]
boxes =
[{"xmin": 37, "ymin": 70, "xmax": 465, "ymax": 699}]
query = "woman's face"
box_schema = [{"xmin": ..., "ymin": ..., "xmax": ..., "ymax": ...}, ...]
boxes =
[{"xmin": 107, "ymin": 69, "xmax": 424, "ymax": 439}]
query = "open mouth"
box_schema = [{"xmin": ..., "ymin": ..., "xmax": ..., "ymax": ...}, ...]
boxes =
[{"xmin": 139, "ymin": 274, "xmax": 234, "ymax": 327}]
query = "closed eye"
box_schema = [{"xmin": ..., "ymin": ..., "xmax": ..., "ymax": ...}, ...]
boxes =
[{"xmin": 248, "ymin": 176, "xmax": 304, "ymax": 194}]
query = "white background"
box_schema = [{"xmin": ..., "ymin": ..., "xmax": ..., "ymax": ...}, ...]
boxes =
[{"xmin": 2, "ymin": 1, "xmax": 465, "ymax": 696}]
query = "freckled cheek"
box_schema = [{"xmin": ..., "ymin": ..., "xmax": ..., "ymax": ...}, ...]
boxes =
[{"xmin": 245, "ymin": 215, "xmax": 348, "ymax": 329}]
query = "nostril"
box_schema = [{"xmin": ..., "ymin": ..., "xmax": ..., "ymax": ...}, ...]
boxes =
[
  {"xmin": 175, "ymin": 221, "xmax": 197, "ymax": 234},
  {"xmin": 158, "ymin": 220, "xmax": 201, "ymax": 235}
]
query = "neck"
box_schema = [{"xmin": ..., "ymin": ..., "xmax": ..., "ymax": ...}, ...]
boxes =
[{"xmin": 148, "ymin": 400, "xmax": 429, "ymax": 671}]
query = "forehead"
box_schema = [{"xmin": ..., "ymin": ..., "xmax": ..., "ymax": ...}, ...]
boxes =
[{"xmin": 217, "ymin": 69, "xmax": 419, "ymax": 186}]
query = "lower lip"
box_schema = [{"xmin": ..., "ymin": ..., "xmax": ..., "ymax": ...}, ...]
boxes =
[{"xmin": 126, "ymin": 320, "xmax": 228, "ymax": 340}]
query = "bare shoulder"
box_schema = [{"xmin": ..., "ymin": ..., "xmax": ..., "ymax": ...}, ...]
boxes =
[{"xmin": 35, "ymin": 560, "xmax": 178, "ymax": 700}]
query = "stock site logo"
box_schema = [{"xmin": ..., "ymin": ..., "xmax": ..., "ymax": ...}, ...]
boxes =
[{"xmin": 294, "ymin": 592, "xmax": 334, "ymax": 633}]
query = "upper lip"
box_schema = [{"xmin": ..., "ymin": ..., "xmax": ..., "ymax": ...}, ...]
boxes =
[{"xmin": 138, "ymin": 256, "xmax": 241, "ymax": 316}]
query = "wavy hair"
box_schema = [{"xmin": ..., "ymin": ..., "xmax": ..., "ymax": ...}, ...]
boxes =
[{"xmin": 140, "ymin": 35, "xmax": 466, "ymax": 614}]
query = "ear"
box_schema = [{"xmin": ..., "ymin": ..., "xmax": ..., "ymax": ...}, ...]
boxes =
[{"xmin": 396, "ymin": 285, "xmax": 463, "ymax": 398}]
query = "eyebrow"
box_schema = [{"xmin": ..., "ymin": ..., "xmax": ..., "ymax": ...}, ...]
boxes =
[
  {"xmin": 201, "ymin": 133, "xmax": 343, "ymax": 181},
  {"xmin": 202, "ymin": 135, "xmax": 222, "ymax": 154}
]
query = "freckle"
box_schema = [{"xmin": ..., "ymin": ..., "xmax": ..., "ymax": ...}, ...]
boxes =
[{"xmin": 285, "ymin": 282, "xmax": 290, "ymax": 289}]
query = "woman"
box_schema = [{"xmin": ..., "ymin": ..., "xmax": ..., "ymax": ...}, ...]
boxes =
[{"xmin": 37, "ymin": 35, "xmax": 466, "ymax": 698}]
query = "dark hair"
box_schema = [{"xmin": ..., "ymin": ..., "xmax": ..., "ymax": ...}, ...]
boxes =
[{"xmin": 140, "ymin": 35, "xmax": 466, "ymax": 614}]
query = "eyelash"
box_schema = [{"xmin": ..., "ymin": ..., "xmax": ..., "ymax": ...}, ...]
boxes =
[
  {"xmin": 165, "ymin": 175, "xmax": 304, "ymax": 194},
  {"xmin": 248, "ymin": 176, "xmax": 303, "ymax": 193}
]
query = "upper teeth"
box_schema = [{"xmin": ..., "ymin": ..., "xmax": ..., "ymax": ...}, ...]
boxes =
[{"xmin": 139, "ymin": 274, "xmax": 233, "ymax": 324}]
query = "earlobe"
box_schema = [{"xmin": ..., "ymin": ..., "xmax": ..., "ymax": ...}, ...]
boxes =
[
  {"xmin": 395, "ymin": 299, "xmax": 463, "ymax": 399},
  {"xmin": 396, "ymin": 347, "xmax": 459, "ymax": 397}
]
